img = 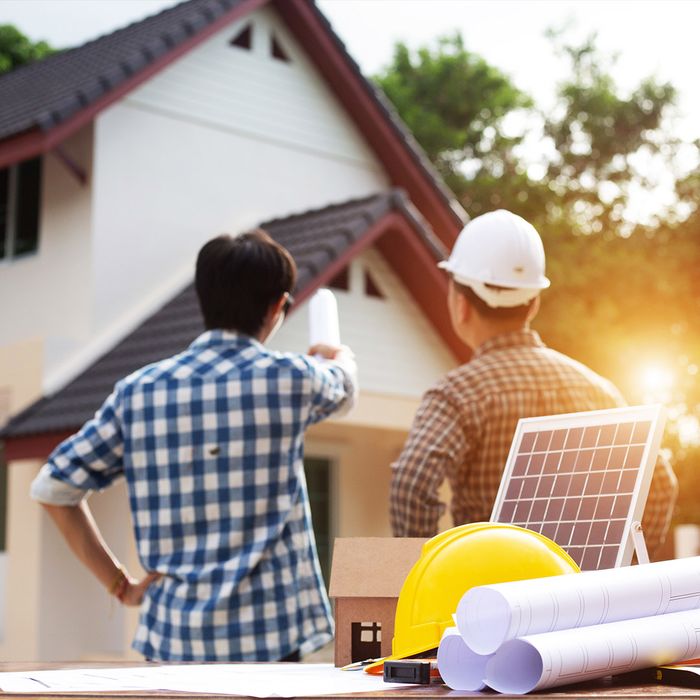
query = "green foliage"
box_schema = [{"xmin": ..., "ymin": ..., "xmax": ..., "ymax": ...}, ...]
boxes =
[
  {"xmin": 543, "ymin": 33, "xmax": 677, "ymax": 233},
  {"xmin": 375, "ymin": 33, "xmax": 531, "ymax": 209},
  {"xmin": 0, "ymin": 25, "xmax": 54, "ymax": 74},
  {"xmin": 374, "ymin": 30, "xmax": 700, "ymax": 526}
]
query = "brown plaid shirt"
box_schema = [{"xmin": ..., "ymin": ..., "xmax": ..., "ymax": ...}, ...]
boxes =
[{"xmin": 390, "ymin": 329, "xmax": 677, "ymax": 555}]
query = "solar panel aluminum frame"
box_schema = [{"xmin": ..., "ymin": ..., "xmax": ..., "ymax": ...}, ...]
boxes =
[{"xmin": 490, "ymin": 404, "xmax": 666, "ymax": 569}]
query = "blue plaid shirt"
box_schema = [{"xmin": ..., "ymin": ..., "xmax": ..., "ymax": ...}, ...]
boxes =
[{"xmin": 31, "ymin": 331, "xmax": 356, "ymax": 661}]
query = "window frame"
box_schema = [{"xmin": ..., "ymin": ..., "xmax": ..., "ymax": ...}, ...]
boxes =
[
  {"xmin": 304, "ymin": 455, "xmax": 338, "ymax": 589},
  {"xmin": 0, "ymin": 157, "xmax": 42, "ymax": 264}
]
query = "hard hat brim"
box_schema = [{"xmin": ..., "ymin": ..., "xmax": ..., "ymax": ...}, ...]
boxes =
[{"xmin": 438, "ymin": 260, "xmax": 550, "ymax": 292}]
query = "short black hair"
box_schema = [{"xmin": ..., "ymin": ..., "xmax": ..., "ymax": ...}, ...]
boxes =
[
  {"xmin": 195, "ymin": 230, "xmax": 297, "ymax": 335},
  {"xmin": 453, "ymin": 279, "xmax": 536, "ymax": 323}
]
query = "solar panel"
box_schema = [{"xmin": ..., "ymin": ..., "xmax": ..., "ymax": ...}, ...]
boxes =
[{"xmin": 491, "ymin": 405, "xmax": 666, "ymax": 570}]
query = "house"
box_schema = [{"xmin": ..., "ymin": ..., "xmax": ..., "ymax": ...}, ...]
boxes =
[
  {"xmin": 0, "ymin": 0, "xmax": 466, "ymax": 661},
  {"xmin": 329, "ymin": 537, "xmax": 426, "ymax": 667}
]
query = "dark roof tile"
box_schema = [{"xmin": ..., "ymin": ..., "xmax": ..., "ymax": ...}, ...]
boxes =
[{"xmin": 0, "ymin": 0, "xmax": 247, "ymax": 140}]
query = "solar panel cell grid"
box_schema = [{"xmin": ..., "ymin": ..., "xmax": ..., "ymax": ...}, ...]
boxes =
[{"xmin": 492, "ymin": 408, "xmax": 664, "ymax": 570}]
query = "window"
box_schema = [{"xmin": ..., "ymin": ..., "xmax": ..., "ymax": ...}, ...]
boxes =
[
  {"xmin": 328, "ymin": 267, "xmax": 349, "ymax": 292},
  {"xmin": 304, "ymin": 457, "xmax": 333, "ymax": 588},
  {"xmin": 0, "ymin": 157, "xmax": 42, "ymax": 262},
  {"xmin": 0, "ymin": 443, "xmax": 7, "ymax": 552},
  {"xmin": 364, "ymin": 270, "xmax": 385, "ymax": 299},
  {"xmin": 0, "ymin": 442, "xmax": 6, "ymax": 642},
  {"xmin": 351, "ymin": 622, "xmax": 382, "ymax": 663}
]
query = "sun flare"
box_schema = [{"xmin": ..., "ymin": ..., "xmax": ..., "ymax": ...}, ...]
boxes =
[{"xmin": 640, "ymin": 364, "xmax": 675, "ymax": 398}]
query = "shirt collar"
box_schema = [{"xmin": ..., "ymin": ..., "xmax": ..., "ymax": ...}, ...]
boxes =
[
  {"xmin": 189, "ymin": 329, "xmax": 264, "ymax": 352},
  {"xmin": 472, "ymin": 328, "xmax": 545, "ymax": 359}
]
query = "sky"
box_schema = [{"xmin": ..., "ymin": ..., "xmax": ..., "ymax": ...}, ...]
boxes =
[{"xmin": 2, "ymin": 0, "xmax": 700, "ymax": 136}]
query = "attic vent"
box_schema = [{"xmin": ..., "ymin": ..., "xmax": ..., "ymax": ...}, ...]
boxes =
[
  {"xmin": 271, "ymin": 34, "xmax": 290, "ymax": 62},
  {"xmin": 230, "ymin": 24, "xmax": 252, "ymax": 50},
  {"xmin": 328, "ymin": 267, "xmax": 349, "ymax": 291},
  {"xmin": 364, "ymin": 271, "xmax": 385, "ymax": 299}
]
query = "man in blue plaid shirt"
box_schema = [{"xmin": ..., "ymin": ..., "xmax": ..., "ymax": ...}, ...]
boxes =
[{"xmin": 31, "ymin": 230, "xmax": 357, "ymax": 662}]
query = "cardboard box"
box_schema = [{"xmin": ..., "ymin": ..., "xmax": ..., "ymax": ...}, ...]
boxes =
[{"xmin": 329, "ymin": 537, "xmax": 426, "ymax": 667}]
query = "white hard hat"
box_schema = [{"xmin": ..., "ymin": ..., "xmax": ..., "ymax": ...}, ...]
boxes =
[{"xmin": 438, "ymin": 209, "xmax": 550, "ymax": 308}]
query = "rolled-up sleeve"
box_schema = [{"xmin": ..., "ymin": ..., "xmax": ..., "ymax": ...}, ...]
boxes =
[
  {"xmin": 30, "ymin": 386, "xmax": 126, "ymax": 505},
  {"xmin": 306, "ymin": 348, "xmax": 358, "ymax": 425}
]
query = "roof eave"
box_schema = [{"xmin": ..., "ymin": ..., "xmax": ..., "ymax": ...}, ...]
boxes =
[{"xmin": 0, "ymin": 0, "xmax": 269, "ymax": 170}]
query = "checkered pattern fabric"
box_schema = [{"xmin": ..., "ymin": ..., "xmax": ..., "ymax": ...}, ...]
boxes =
[
  {"xmin": 390, "ymin": 329, "xmax": 677, "ymax": 555},
  {"xmin": 39, "ymin": 331, "xmax": 355, "ymax": 661}
]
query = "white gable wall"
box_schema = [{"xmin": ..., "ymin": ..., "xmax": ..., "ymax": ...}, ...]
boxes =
[
  {"xmin": 0, "ymin": 125, "xmax": 93, "ymax": 385},
  {"xmin": 89, "ymin": 5, "xmax": 388, "ymax": 347},
  {"xmin": 268, "ymin": 247, "xmax": 457, "ymax": 400}
]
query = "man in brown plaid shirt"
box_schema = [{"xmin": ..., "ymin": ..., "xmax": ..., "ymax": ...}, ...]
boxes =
[{"xmin": 390, "ymin": 210, "xmax": 677, "ymax": 557}]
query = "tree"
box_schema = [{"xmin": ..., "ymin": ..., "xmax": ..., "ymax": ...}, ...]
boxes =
[
  {"xmin": 375, "ymin": 34, "xmax": 541, "ymax": 217},
  {"xmin": 375, "ymin": 31, "xmax": 680, "ymax": 231},
  {"xmin": 0, "ymin": 25, "xmax": 54, "ymax": 75},
  {"xmin": 542, "ymin": 32, "xmax": 678, "ymax": 235}
]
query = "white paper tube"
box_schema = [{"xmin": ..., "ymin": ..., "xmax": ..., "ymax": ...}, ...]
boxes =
[
  {"xmin": 485, "ymin": 607, "xmax": 700, "ymax": 694},
  {"xmin": 457, "ymin": 556, "xmax": 700, "ymax": 655},
  {"xmin": 308, "ymin": 288, "xmax": 340, "ymax": 347},
  {"xmin": 437, "ymin": 627, "xmax": 491, "ymax": 691}
]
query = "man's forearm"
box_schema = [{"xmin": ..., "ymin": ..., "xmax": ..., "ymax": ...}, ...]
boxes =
[
  {"xmin": 389, "ymin": 467, "xmax": 443, "ymax": 537},
  {"xmin": 41, "ymin": 501, "xmax": 124, "ymax": 591},
  {"xmin": 42, "ymin": 501, "xmax": 161, "ymax": 606}
]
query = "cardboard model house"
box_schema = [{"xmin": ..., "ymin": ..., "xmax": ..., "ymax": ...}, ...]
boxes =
[{"xmin": 329, "ymin": 537, "xmax": 426, "ymax": 667}]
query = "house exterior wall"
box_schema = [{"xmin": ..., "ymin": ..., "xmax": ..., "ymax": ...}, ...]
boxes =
[
  {"xmin": 268, "ymin": 248, "xmax": 457, "ymax": 398},
  {"xmin": 87, "ymin": 4, "xmax": 388, "ymax": 375},
  {"xmin": 1, "ymin": 5, "xmax": 390, "ymax": 401},
  {"xmin": 36, "ymin": 481, "xmax": 141, "ymax": 661},
  {"xmin": 0, "ymin": 460, "xmax": 43, "ymax": 659},
  {"xmin": 0, "ymin": 337, "xmax": 43, "ymax": 426},
  {"xmin": 0, "ymin": 124, "xmax": 94, "ymax": 412},
  {"xmin": 0, "ymin": 462, "xmax": 144, "ymax": 662},
  {"xmin": 334, "ymin": 598, "xmax": 396, "ymax": 667}
]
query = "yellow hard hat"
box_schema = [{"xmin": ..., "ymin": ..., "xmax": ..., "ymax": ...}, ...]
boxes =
[{"xmin": 365, "ymin": 522, "xmax": 578, "ymax": 674}]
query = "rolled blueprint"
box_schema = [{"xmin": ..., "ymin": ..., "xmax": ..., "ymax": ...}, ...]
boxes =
[
  {"xmin": 485, "ymin": 607, "xmax": 700, "ymax": 694},
  {"xmin": 437, "ymin": 627, "xmax": 491, "ymax": 692},
  {"xmin": 308, "ymin": 288, "xmax": 340, "ymax": 347},
  {"xmin": 457, "ymin": 556, "xmax": 700, "ymax": 655}
]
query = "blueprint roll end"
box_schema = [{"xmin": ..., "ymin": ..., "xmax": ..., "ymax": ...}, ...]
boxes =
[
  {"xmin": 485, "ymin": 639, "xmax": 543, "ymax": 694},
  {"xmin": 457, "ymin": 586, "xmax": 511, "ymax": 655},
  {"xmin": 437, "ymin": 627, "xmax": 490, "ymax": 691}
]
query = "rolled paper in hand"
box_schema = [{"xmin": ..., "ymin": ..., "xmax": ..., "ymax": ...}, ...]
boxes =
[{"xmin": 309, "ymin": 288, "xmax": 340, "ymax": 347}]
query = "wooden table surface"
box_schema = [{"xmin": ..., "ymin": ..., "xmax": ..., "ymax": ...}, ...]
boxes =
[{"xmin": 0, "ymin": 662, "xmax": 699, "ymax": 700}]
